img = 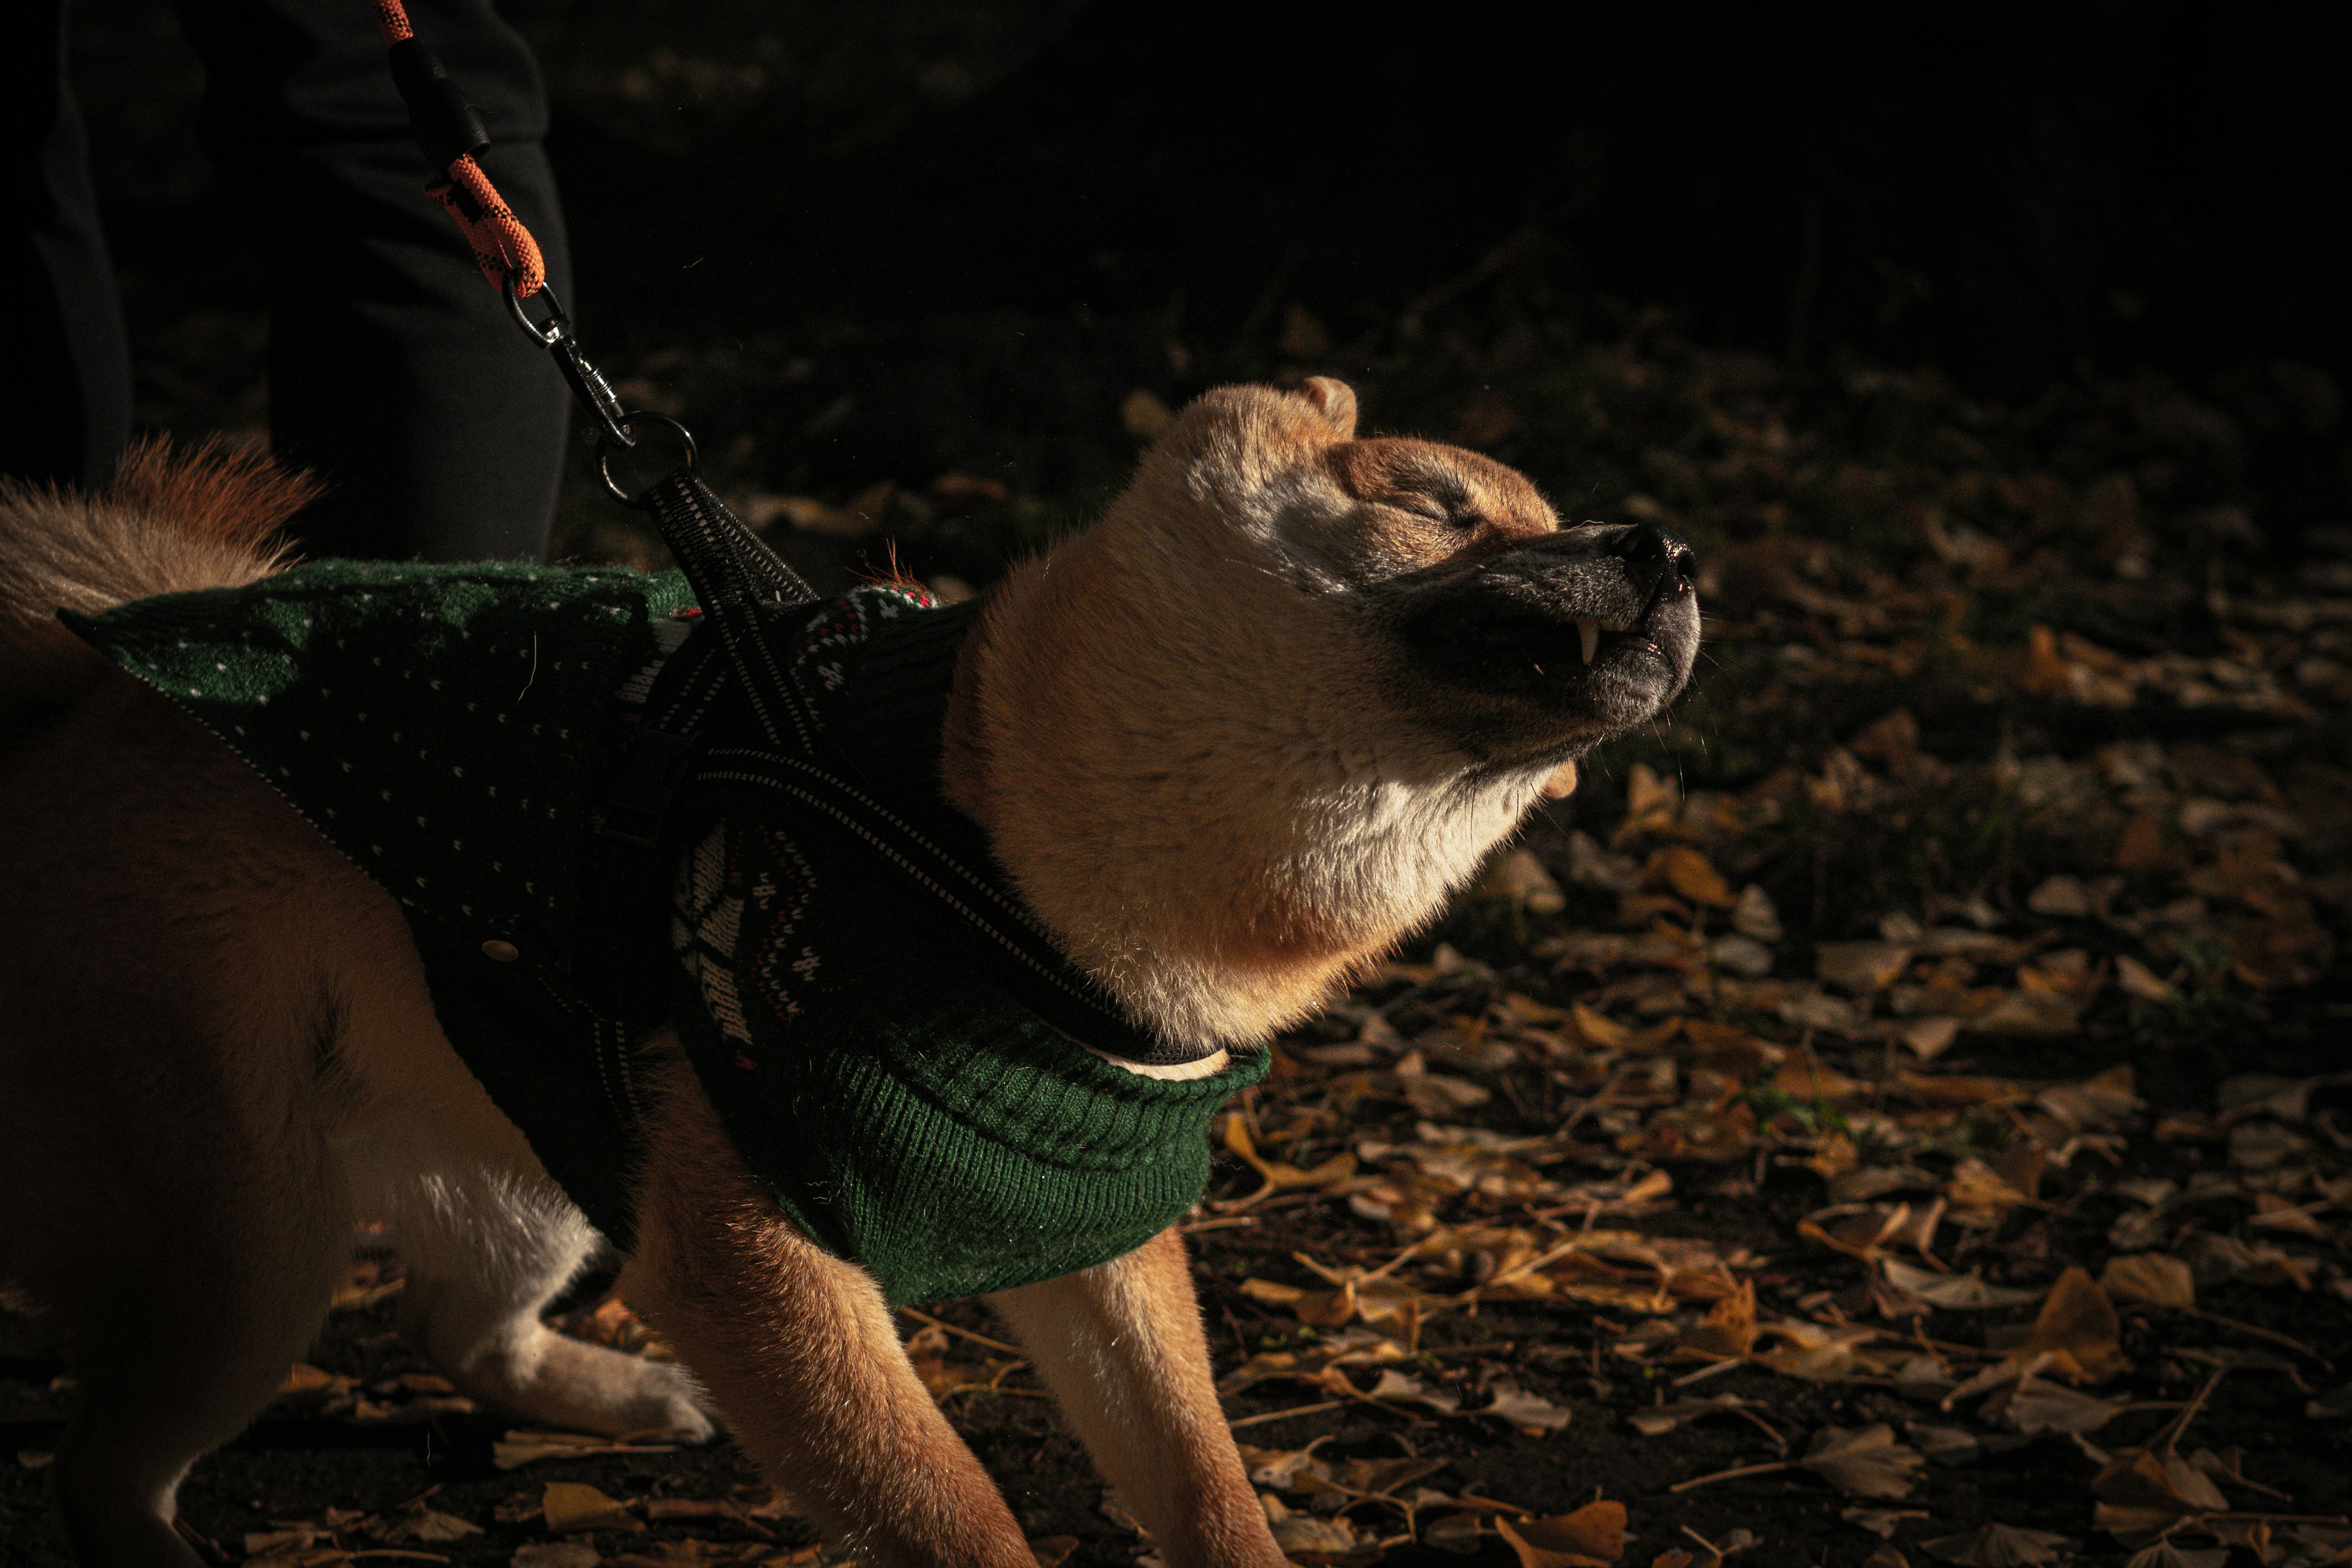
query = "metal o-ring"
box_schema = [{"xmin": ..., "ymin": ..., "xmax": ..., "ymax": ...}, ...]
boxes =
[
  {"xmin": 502, "ymin": 275, "xmax": 568, "ymax": 346},
  {"xmin": 595, "ymin": 413, "xmax": 699, "ymax": 508}
]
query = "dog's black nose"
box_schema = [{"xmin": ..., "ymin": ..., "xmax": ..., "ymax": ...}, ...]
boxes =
[{"xmin": 1607, "ymin": 521, "xmax": 1695, "ymax": 584}]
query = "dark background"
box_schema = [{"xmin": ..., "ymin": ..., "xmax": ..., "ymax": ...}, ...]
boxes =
[{"xmin": 66, "ymin": 0, "xmax": 2351, "ymax": 557}]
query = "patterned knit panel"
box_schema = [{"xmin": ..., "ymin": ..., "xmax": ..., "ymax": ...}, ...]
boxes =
[{"xmin": 66, "ymin": 560, "xmax": 693, "ymax": 947}]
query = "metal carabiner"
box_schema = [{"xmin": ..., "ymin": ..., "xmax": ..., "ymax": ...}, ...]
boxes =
[{"xmin": 503, "ymin": 276, "xmax": 637, "ymax": 450}]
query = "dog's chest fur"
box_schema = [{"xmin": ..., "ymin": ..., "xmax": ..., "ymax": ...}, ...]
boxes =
[{"xmin": 67, "ymin": 564, "xmax": 1264, "ymax": 1302}]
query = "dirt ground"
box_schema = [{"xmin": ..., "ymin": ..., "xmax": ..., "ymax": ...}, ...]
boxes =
[{"xmin": 6, "ymin": 4, "xmax": 2348, "ymax": 1566}]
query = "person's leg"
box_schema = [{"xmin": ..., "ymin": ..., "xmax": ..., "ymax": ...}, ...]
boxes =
[
  {"xmin": 178, "ymin": 0, "xmax": 571, "ymax": 562},
  {"xmin": 0, "ymin": 0, "xmax": 134, "ymax": 491}
]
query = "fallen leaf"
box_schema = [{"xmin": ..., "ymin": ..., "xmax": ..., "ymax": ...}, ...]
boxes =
[
  {"xmin": 1817, "ymin": 941, "xmax": 1915, "ymax": 993},
  {"xmin": 1626, "ymin": 1395, "xmax": 1759, "ymax": 1436},
  {"xmin": 1653, "ymin": 846, "xmax": 1736, "ymax": 908},
  {"xmin": 1922, "ymin": 1524, "xmax": 2074, "ymax": 1566},
  {"xmin": 2114, "ymin": 955, "xmax": 2177, "ymax": 1003},
  {"xmin": 513, "ymin": 1546, "xmax": 604, "ymax": 1568},
  {"xmin": 1365, "ymin": 1367, "xmax": 1461, "ymax": 1412},
  {"xmin": 374, "ymin": 1506, "xmax": 482, "ymax": 1544},
  {"xmin": 1270, "ymin": 1512, "xmax": 1360, "ymax": 1551},
  {"xmin": 2005, "ymin": 1374, "xmax": 2124, "ymax": 1435},
  {"xmin": 542, "ymin": 1482, "xmax": 641, "ymax": 1534},
  {"xmin": 1029, "ymin": 1536, "xmax": 1081, "ymax": 1568},
  {"xmin": 1224, "ymin": 1117, "xmax": 1357, "ymax": 1194},
  {"xmin": 2027, "ymin": 876, "xmax": 2093, "ymax": 917},
  {"xmin": 2015, "ymin": 1267, "xmax": 2126, "ymax": 1382},
  {"xmin": 1482, "ymin": 1384, "xmax": 1573, "ymax": 1433},
  {"xmin": 2098, "ymin": 1254, "xmax": 2195, "ymax": 1308},
  {"xmin": 2107, "ymin": 1450, "xmax": 2233, "ymax": 1514},
  {"xmin": 1733, "ymin": 885, "xmax": 1784, "ymax": 941},
  {"xmin": 1497, "ymin": 1501, "xmax": 1627, "ymax": 1567},
  {"xmin": 2125, "ymin": 1545, "xmax": 2228, "ymax": 1568},
  {"xmin": 1673, "ymin": 1280, "xmax": 1757, "ymax": 1360},
  {"xmin": 1796, "ymin": 1424, "xmax": 1925, "ymax": 1499},
  {"xmin": 1484, "ymin": 848, "xmax": 1568, "ymax": 914},
  {"xmin": 1882, "ymin": 1260, "xmax": 2040, "ymax": 1310}
]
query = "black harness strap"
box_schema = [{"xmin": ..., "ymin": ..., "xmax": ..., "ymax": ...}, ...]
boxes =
[{"xmin": 594, "ymin": 470, "xmax": 1213, "ymax": 1067}]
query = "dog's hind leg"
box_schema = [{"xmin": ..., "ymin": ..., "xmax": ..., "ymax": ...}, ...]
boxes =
[
  {"xmin": 36, "ymin": 1120, "xmax": 352, "ymax": 1568},
  {"xmin": 373, "ymin": 1153, "xmax": 713, "ymax": 1440}
]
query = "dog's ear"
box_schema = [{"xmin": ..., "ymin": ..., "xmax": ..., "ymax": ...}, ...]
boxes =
[{"xmin": 1298, "ymin": 377, "xmax": 1358, "ymax": 439}]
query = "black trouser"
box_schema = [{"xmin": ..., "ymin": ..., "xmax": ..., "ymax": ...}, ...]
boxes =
[{"xmin": 4, "ymin": 0, "xmax": 571, "ymax": 562}]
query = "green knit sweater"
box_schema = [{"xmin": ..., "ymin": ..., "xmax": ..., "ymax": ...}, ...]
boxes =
[{"xmin": 67, "ymin": 562, "xmax": 1264, "ymax": 1303}]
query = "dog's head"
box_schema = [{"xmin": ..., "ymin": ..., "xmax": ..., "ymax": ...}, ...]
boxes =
[
  {"xmin": 1137, "ymin": 377, "xmax": 1699, "ymax": 769},
  {"xmin": 962, "ymin": 379, "xmax": 1702, "ymax": 1046}
]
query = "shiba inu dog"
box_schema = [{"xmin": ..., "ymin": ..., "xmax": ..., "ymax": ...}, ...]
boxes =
[{"xmin": 0, "ymin": 377, "xmax": 1698, "ymax": 1567}]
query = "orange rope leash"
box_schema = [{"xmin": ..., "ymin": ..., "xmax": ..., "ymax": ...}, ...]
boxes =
[{"xmin": 371, "ymin": 0, "xmax": 546, "ymax": 298}]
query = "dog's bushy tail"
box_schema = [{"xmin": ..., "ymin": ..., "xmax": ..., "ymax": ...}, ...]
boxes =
[{"xmin": 0, "ymin": 437, "xmax": 315, "ymax": 624}]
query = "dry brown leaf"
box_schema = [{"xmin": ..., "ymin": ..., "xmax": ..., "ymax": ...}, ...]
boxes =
[
  {"xmin": 2005, "ymin": 1374, "xmax": 2124, "ymax": 1435},
  {"xmin": 1496, "ymin": 1501, "xmax": 1627, "ymax": 1568},
  {"xmin": 2016, "ymin": 1267, "xmax": 2126, "ymax": 1382},
  {"xmin": 1796, "ymin": 1424, "xmax": 1925, "ymax": 1499},
  {"xmin": 2098, "ymin": 1254, "xmax": 2195, "ymax": 1308},
  {"xmin": 1817, "ymin": 941, "xmax": 1915, "ymax": 993},
  {"xmin": 1482, "ymin": 1384, "xmax": 1573, "ymax": 1433},
  {"xmin": 2125, "ymin": 1545, "xmax": 2227, "ymax": 1568},
  {"xmin": 1029, "ymin": 1537, "xmax": 1082, "ymax": 1568},
  {"xmin": 2114, "ymin": 955, "xmax": 2177, "ymax": 1003},
  {"xmin": 1968, "ymin": 990, "xmax": 2081, "ymax": 1036},
  {"xmin": 542, "ymin": 1482, "xmax": 641, "ymax": 1534},
  {"xmin": 1922, "ymin": 1524, "xmax": 2074, "ymax": 1566},
  {"xmin": 1483, "ymin": 847, "xmax": 1567, "ymax": 914},
  {"xmin": 1224, "ymin": 1117, "xmax": 1357, "ymax": 1193},
  {"xmin": 1571, "ymin": 1002, "xmax": 1634, "ymax": 1050},
  {"xmin": 1882, "ymin": 1259, "xmax": 2040, "ymax": 1310},
  {"xmin": 1626, "ymin": 1395, "xmax": 1758, "ymax": 1436},
  {"xmin": 1673, "ymin": 1280, "xmax": 1756, "ymax": 1360},
  {"xmin": 512, "ymin": 1546, "xmax": 603, "ymax": 1568},
  {"xmin": 2094, "ymin": 1449, "xmax": 2231, "ymax": 1516},
  {"xmin": 1270, "ymin": 1513, "xmax": 1361, "ymax": 1552},
  {"xmin": 372, "ymin": 1506, "xmax": 482, "ymax": 1544},
  {"xmin": 1652, "ymin": 846, "xmax": 1737, "ymax": 907},
  {"xmin": 1367, "ymin": 1367, "xmax": 1463, "ymax": 1414}
]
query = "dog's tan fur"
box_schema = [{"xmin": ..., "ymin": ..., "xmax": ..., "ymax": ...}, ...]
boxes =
[
  {"xmin": 948, "ymin": 380, "xmax": 1574, "ymax": 1050},
  {"xmin": 0, "ymin": 386, "xmax": 1676, "ymax": 1567}
]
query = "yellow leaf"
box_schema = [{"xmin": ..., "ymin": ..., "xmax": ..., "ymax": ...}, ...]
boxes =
[
  {"xmin": 1654, "ymin": 846, "xmax": 1736, "ymax": 907},
  {"xmin": 1674, "ymin": 1280, "xmax": 1756, "ymax": 1360},
  {"xmin": 542, "ymin": 1481, "xmax": 641, "ymax": 1533},
  {"xmin": 1815, "ymin": 941, "xmax": 1915, "ymax": 993},
  {"xmin": 2016, "ymin": 1267, "xmax": 2125, "ymax": 1382},
  {"xmin": 2098, "ymin": 1254, "xmax": 2193, "ymax": 1308},
  {"xmin": 1570, "ymin": 1002, "xmax": 1632, "ymax": 1050},
  {"xmin": 1223, "ymin": 1116, "xmax": 1357, "ymax": 1191},
  {"xmin": 1498, "ymin": 1501, "xmax": 1627, "ymax": 1567}
]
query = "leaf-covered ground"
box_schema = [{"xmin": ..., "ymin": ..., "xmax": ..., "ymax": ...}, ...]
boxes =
[{"xmin": 6, "ymin": 4, "xmax": 2349, "ymax": 1565}]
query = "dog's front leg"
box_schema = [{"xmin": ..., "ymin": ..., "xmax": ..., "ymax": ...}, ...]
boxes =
[
  {"xmin": 989, "ymin": 1228, "xmax": 1286, "ymax": 1568},
  {"xmin": 626, "ymin": 1056, "xmax": 1035, "ymax": 1567}
]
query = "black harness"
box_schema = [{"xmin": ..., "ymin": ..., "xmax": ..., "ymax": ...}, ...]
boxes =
[{"xmin": 584, "ymin": 469, "xmax": 1210, "ymax": 1071}]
